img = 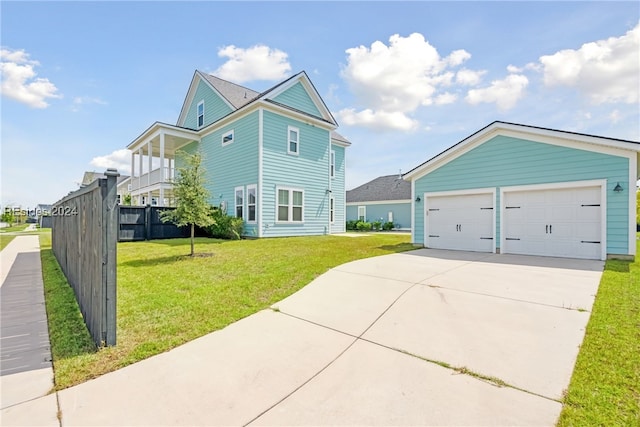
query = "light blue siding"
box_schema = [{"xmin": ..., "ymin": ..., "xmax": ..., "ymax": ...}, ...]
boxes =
[
  {"xmin": 183, "ymin": 79, "xmax": 233, "ymax": 129},
  {"xmin": 412, "ymin": 135, "xmax": 630, "ymax": 254},
  {"xmin": 347, "ymin": 202, "xmax": 411, "ymax": 229},
  {"xmin": 261, "ymin": 110, "xmax": 330, "ymax": 237},
  {"xmin": 272, "ymin": 82, "xmax": 322, "ymax": 118},
  {"xmin": 331, "ymin": 145, "xmax": 346, "ymax": 233}
]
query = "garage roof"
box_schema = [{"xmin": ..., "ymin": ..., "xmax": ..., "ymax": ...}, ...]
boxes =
[
  {"xmin": 347, "ymin": 174, "xmax": 411, "ymax": 203},
  {"xmin": 403, "ymin": 121, "xmax": 640, "ymax": 181}
]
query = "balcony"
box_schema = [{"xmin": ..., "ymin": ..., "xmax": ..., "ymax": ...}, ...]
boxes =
[{"xmin": 131, "ymin": 166, "xmax": 175, "ymax": 191}]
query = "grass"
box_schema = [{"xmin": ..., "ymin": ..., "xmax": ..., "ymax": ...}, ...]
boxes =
[
  {"xmin": 0, "ymin": 234, "xmax": 16, "ymax": 251},
  {"xmin": 0, "ymin": 224, "xmax": 30, "ymax": 233},
  {"xmin": 557, "ymin": 247, "xmax": 640, "ymax": 426},
  {"xmin": 42, "ymin": 233, "xmax": 414, "ymax": 390}
]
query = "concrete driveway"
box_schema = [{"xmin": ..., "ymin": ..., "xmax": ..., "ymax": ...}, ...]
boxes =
[{"xmin": 4, "ymin": 248, "xmax": 603, "ymax": 426}]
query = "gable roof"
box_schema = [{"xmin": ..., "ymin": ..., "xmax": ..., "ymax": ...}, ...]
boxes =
[
  {"xmin": 198, "ymin": 73, "xmax": 260, "ymax": 109},
  {"xmin": 403, "ymin": 120, "xmax": 640, "ymax": 181},
  {"xmin": 347, "ymin": 174, "xmax": 411, "ymax": 203},
  {"xmin": 177, "ymin": 70, "xmax": 338, "ymax": 129}
]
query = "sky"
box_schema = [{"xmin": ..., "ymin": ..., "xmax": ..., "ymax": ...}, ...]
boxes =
[{"xmin": 1, "ymin": 1, "xmax": 639, "ymax": 209}]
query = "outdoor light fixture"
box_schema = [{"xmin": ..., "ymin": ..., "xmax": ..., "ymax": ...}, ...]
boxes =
[
  {"xmin": 415, "ymin": 196, "xmax": 421, "ymax": 202},
  {"xmin": 613, "ymin": 182, "xmax": 623, "ymax": 193}
]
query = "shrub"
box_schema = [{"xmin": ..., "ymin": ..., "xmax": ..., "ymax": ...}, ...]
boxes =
[
  {"xmin": 346, "ymin": 220, "xmax": 359, "ymax": 230},
  {"xmin": 382, "ymin": 221, "xmax": 394, "ymax": 231},
  {"xmin": 356, "ymin": 221, "xmax": 372, "ymax": 232},
  {"xmin": 205, "ymin": 207, "xmax": 244, "ymax": 240},
  {"xmin": 372, "ymin": 221, "xmax": 382, "ymax": 231}
]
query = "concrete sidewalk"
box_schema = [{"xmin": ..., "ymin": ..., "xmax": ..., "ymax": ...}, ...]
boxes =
[
  {"xmin": 0, "ymin": 235, "xmax": 59, "ymax": 426},
  {"xmin": 0, "ymin": 247, "xmax": 603, "ymax": 426}
]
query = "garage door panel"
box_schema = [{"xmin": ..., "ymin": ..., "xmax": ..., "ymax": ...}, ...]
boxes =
[
  {"xmin": 503, "ymin": 185, "xmax": 602, "ymax": 260},
  {"xmin": 426, "ymin": 193, "xmax": 494, "ymax": 253}
]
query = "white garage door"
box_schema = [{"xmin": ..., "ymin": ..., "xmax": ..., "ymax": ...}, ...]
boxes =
[
  {"xmin": 425, "ymin": 193, "xmax": 494, "ymax": 252},
  {"xmin": 502, "ymin": 186, "xmax": 603, "ymax": 260}
]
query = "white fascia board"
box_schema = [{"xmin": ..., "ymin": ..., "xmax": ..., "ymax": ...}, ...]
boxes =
[
  {"xmin": 346, "ymin": 200, "xmax": 411, "ymax": 206},
  {"xmin": 177, "ymin": 71, "xmax": 237, "ymax": 127},
  {"xmin": 404, "ymin": 123, "xmax": 640, "ymax": 182},
  {"xmin": 331, "ymin": 138, "xmax": 351, "ymax": 148},
  {"xmin": 128, "ymin": 122, "xmax": 199, "ymax": 151},
  {"xmin": 262, "ymin": 72, "xmax": 337, "ymax": 126}
]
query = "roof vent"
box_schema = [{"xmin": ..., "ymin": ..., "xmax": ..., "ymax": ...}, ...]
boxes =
[{"xmin": 244, "ymin": 92, "xmax": 247, "ymax": 99}]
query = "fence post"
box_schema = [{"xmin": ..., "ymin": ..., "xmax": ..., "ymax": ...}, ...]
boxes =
[
  {"xmin": 103, "ymin": 168, "xmax": 119, "ymax": 345},
  {"xmin": 145, "ymin": 205, "xmax": 151, "ymax": 241}
]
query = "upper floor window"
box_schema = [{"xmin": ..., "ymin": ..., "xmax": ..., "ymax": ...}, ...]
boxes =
[
  {"xmin": 277, "ymin": 188, "xmax": 303, "ymax": 222},
  {"xmin": 288, "ymin": 126, "xmax": 299, "ymax": 155},
  {"xmin": 235, "ymin": 187, "xmax": 244, "ymax": 219},
  {"xmin": 222, "ymin": 130, "xmax": 234, "ymax": 146},
  {"xmin": 247, "ymin": 185, "xmax": 257, "ymax": 222},
  {"xmin": 197, "ymin": 100, "xmax": 204, "ymax": 128},
  {"xmin": 330, "ymin": 150, "xmax": 336, "ymax": 178}
]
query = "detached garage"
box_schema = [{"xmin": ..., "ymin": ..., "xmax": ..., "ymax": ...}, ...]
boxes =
[{"xmin": 404, "ymin": 122, "xmax": 640, "ymax": 260}]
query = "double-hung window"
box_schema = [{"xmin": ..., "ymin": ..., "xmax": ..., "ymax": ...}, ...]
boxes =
[
  {"xmin": 197, "ymin": 100, "xmax": 204, "ymax": 128},
  {"xmin": 277, "ymin": 188, "xmax": 303, "ymax": 222},
  {"xmin": 330, "ymin": 196, "xmax": 335, "ymax": 223},
  {"xmin": 247, "ymin": 185, "xmax": 257, "ymax": 222},
  {"xmin": 235, "ymin": 187, "xmax": 244, "ymax": 219},
  {"xmin": 287, "ymin": 126, "xmax": 299, "ymax": 155},
  {"xmin": 358, "ymin": 206, "xmax": 366, "ymax": 221},
  {"xmin": 330, "ymin": 150, "xmax": 335, "ymax": 178}
]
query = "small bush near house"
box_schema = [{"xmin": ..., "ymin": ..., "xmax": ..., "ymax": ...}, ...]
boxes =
[
  {"xmin": 205, "ymin": 207, "xmax": 244, "ymax": 240},
  {"xmin": 372, "ymin": 220, "xmax": 382, "ymax": 231},
  {"xmin": 356, "ymin": 221, "xmax": 372, "ymax": 232},
  {"xmin": 346, "ymin": 220, "xmax": 359, "ymax": 230},
  {"xmin": 382, "ymin": 221, "xmax": 394, "ymax": 231}
]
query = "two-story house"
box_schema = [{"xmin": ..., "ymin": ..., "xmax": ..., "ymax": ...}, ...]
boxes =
[{"xmin": 126, "ymin": 70, "xmax": 350, "ymax": 237}]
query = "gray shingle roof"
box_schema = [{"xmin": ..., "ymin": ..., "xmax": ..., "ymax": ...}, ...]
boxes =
[
  {"xmin": 199, "ymin": 73, "xmax": 260, "ymax": 109},
  {"xmin": 347, "ymin": 174, "xmax": 411, "ymax": 203}
]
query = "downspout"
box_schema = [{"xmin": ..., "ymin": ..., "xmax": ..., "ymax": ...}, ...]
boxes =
[{"xmin": 258, "ymin": 108, "xmax": 264, "ymax": 237}]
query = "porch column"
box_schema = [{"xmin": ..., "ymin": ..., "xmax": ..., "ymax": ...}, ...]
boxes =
[
  {"xmin": 138, "ymin": 148, "xmax": 143, "ymax": 180},
  {"xmin": 131, "ymin": 151, "xmax": 135, "ymax": 178},
  {"xmin": 147, "ymin": 140, "xmax": 153, "ymax": 187},
  {"xmin": 159, "ymin": 132, "xmax": 165, "ymax": 206}
]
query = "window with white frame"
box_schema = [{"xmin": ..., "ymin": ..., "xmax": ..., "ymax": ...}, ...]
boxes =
[
  {"xmin": 330, "ymin": 196, "xmax": 335, "ymax": 223},
  {"xmin": 197, "ymin": 100, "xmax": 204, "ymax": 128},
  {"xmin": 287, "ymin": 126, "xmax": 299, "ymax": 155},
  {"xmin": 277, "ymin": 188, "xmax": 303, "ymax": 222},
  {"xmin": 235, "ymin": 187, "xmax": 244, "ymax": 219},
  {"xmin": 358, "ymin": 206, "xmax": 366, "ymax": 221},
  {"xmin": 222, "ymin": 130, "xmax": 234, "ymax": 146},
  {"xmin": 247, "ymin": 185, "xmax": 257, "ymax": 222},
  {"xmin": 330, "ymin": 150, "xmax": 335, "ymax": 178}
]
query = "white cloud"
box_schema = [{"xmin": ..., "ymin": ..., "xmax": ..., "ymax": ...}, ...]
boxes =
[
  {"xmin": 90, "ymin": 149, "xmax": 131, "ymax": 175},
  {"xmin": 456, "ymin": 68, "xmax": 486, "ymax": 86},
  {"xmin": 609, "ymin": 109, "xmax": 621, "ymax": 124},
  {"xmin": 465, "ymin": 74, "xmax": 529, "ymax": 111},
  {"xmin": 340, "ymin": 33, "xmax": 478, "ymax": 131},
  {"xmin": 213, "ymin": 44, "xmax": 291, "ymax": 83},
  {"xmin": 71, "ymin": 96, "xmax": 107, "ymax": 112},
  {"xmin": 336, "ymin": 108, "xmax": 418, "ymax": 132},
  {"xmin": 539, "ymin": 22, "xmax": 639, "ymax": 104},
  {"xmin": 435, "ymin": 92, "xmax": 457, "ymax": 105},
  {"xmin": 0, "ymin": 48, "xmax": 61, "ymax": 108}
]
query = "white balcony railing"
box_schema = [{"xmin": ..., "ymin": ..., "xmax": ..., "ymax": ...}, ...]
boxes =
[{"xmin": 131, "ymin": 167, "xmax": 174, "ymax": 191}]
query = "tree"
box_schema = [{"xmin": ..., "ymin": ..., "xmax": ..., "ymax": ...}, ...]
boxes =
[
  {"xmin": 123, "ymin": 193, "xmax": 132, "ymax": 206},
  {"xmin": 160, "ymin": 151, "xmax": 215, "ymax": 256},
  {"xmin": 1, "ymin": 209, "xmax": 15, "ymax": 227}
]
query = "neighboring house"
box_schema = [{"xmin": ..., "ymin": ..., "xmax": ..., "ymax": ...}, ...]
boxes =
[
  {"xmin": 403, "ymin": 121, "xmax": 640, "ymax": 261},
  {"xmin": 126, "ymin": 70, "xmax": 350, "ymax": 237},
  {"xmin": 81, "ymin": 171, "xmax": 131, "ymax": 204},
  {"xmin": 346, "ymin": 174, "xmax": 411, "ymax": 230}
]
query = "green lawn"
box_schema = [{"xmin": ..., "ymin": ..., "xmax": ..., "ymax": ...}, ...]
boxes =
[
  {"xmin": 41, "ymin": 233, "xmax": 414, "ymax": 390},
  {"xmin": 0, "ymin": 234, "xmax": 16, "ymax": 251},
  {"xmin": 0, "ymin": 224, "xmax": 29, "ymax": 233},
  {"xmin": 557, "ymin": 248, "xmax": 640, "ymax": 426}
]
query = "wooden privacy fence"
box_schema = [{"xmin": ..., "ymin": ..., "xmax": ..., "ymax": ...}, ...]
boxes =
[
  {"xmin": 52, "ymin": 169, "xmax": 118, "ymax": 347},
  {"xmin": 118, "ymin": 206, "xmax": 189, "ymax": 241}
]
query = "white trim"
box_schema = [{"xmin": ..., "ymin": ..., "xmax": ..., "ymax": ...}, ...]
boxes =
[
  {"xmin": 357, "ymin": 205, "xmax": 366, "ymax": 221},
  {"xmin": 258, "ymin": 109, "xmax": 264, "ymax": 237},
  {"xmin": 197, "ymin": 100, "xmax": 205, "ymax": 129},
  {"xmin": 222, "ymin": 129, "xmax": 235, "ymax": 146},
  {"xmin": 287, "ymin": 126, "xmax": 300, "ymax": 155},
  {"xmin": 177, "ymin": 72, "xmax": 236, "ymax": 127},
  {"xmin": 405, "ymin": 123, "xmax": 640, "ymax": 181},
  {"xmin": 330, "ymin": 149, "xmax": 336, "ymax": 179},
  {"xmin": 410, "ymin": 180, "xmax": 416, "ymax": 244},
  {"xmin": 234, "ymin": 186, "xmax": 244, "ymax": 220},
  {"xmin": 246, "ymin": 184, "xmax": 257, "ymax": 223},
  {"xmin": 328, "ymin": 134, "xmax": 332, "ymax": 233},
  {"xmin": 330, "ymin": 196, "xmax": 335, "ymax": 224},
  {"xmin": 347, "ymin": 199, "xmax": 411, "ymax": 206},
  {"xmin": 423, "ymin": 187, "xmax": 497, "ymax": 254},
  {"xmin": 499, "ymin": 179, "xmax": 607, "ymax": 261},
  {"xmin": 276, "ymin": 186, "xmax": 304, "ymax": 223},
  {"xmin": 629, "ymin": 154, "xmax": 637, "ymax": 256}
]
